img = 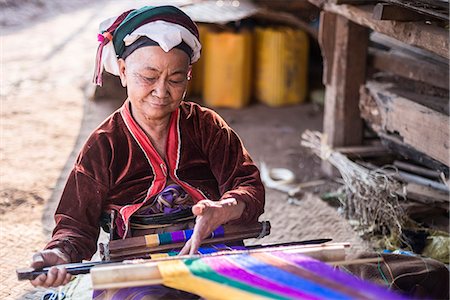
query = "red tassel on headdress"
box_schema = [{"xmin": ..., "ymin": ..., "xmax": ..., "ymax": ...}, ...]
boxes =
[{"xmin": 92, "ymin": 9, "xmax": 134, "ymax": 86}]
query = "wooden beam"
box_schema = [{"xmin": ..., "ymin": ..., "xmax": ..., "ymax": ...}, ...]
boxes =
[
  {"xmin": 318, "ymin": 11, "xmax": 337, "ymax": 85},
  {"xmin": 373, "ymin": 3, "xmax": 428, "ymax": 21},
  {"xmin": 368, "ymin": 48, "xmax": 449, "ymax": 90},
  {"xmin": 321, "ymin": 3, "xmax": 449, "ymax": 58},
  {"xmin": 360, "ymin": 81, "xmax": 450, "ymax": 166}
]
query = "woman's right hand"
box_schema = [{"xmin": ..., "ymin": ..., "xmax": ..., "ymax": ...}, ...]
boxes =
[{"xmin": 30, "ymin": 248, "xmax": 72, "ymax": 288}]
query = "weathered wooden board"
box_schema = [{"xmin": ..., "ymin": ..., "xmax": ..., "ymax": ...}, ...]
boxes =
[
  {"xmin": 360, "ymin": 81, "xmax": 450, "ymax": 166},
  {"xmin": 384, "ymin": 0, "xmax": 449, "ymax": 21},
  {"xmin": 373, "ymin": 3, "xmax": 430, "ymax": 21},
  {"xmin": 368, "ymin": 48, "xmax": 449, "ymax": 90},
  {"xmin": 319, "ymin": 3, "xmax": 449, "ymax": 58}
]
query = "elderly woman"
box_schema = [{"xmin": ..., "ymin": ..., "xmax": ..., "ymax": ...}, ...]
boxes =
[{"xmin": 30, "ymin": 5, "xmax": 264, "ymax": 288}]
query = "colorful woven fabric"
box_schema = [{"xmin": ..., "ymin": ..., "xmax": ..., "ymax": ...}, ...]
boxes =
[
  {"xmin": 143, "ymin": 226, "xmax": 225, "ymax": 248},
  {"xmin": 158, "ymin": 251, "xmax": 408, "ymax": 300}
]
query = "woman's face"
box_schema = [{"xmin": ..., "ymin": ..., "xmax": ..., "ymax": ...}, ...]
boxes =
[{"xmin": 118, "ymin": 46, "xmax": 190, "ymax": 122}]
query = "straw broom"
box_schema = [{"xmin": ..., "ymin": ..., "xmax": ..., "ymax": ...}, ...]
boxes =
[{"xmin": 301, "ymin": 130, "xmax": 406, "ymax": 238}]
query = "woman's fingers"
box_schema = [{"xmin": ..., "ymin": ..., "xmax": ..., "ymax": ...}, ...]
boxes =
[
  {"xmin": 30, "ymin": 249, "xmax": 71, "ymax": 288},
  {"xmin": 192, "ymin": 202, "xmax": 206, "ymax": 215},
  {"xmin": 63, "ymin": 273, "xmax": 72, "ymax": 285},
  {"xmin": 42, "ymin": 267, "xmax": 69, "ymax": 288},
  {"xmin": 182, "ymin": 199, "xmax": 239, "ymax": 256},
  {"xmin": 189, "ymin": 226, "xmax": 202, "ymax": 255},
  {"xmin": 51, "ymin": 267, "xmax": 68, "ymax": 287},
  {"xmin": 31, "ymin": 274, "xmax": 46, "ymax": 287},
  {"xmin": 42, "ymin": 267, "xmax": 57, "ymax": 288},
  {"xmin": 31, "ymin": 253, "xmax": 45, "ymax": 269},
  {"xmin": 178, "ymin": 239, "xmax": 192, "ymax": 255}
]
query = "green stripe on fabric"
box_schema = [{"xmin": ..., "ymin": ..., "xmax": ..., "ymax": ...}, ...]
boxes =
[
  {"xmin": 158, "ymin": 232, "xmax": 172, "ymax": 245},
  {"xmin": 184, "ymin": 258, "xmax": 289, "ymax": 300}
]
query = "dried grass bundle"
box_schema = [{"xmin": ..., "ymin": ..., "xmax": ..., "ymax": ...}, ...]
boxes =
[{"xmin": 301, "ymin": 130, "xmax": 407, "ymax": 237}]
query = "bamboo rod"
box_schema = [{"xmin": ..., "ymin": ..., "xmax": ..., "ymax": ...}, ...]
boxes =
[
  {"xmin": 91, "ymin": 243, "xmax": 350, "ymax": 290},
  {"xmin": 331, "ymin": 257, "xmax": 383, "ymax": 266}
]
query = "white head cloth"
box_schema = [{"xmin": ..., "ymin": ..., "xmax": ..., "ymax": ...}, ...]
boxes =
[{"xmin": 99, "ymin": 18, "xmax": 202, "ymax": 76}]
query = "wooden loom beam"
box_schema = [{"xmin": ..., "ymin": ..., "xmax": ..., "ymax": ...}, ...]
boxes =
[
  {"xmin": 106, "ymin": 222, "xmax": 271, "ymax": 261},
  {"xmin": 109, "ymin": 222, "xmax": 268, "ymax": 252}
]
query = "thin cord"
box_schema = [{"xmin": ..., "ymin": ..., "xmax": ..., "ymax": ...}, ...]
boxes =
[{"xmin": 377, "ymin": 253, "xmax": 390, "ymax": 286}]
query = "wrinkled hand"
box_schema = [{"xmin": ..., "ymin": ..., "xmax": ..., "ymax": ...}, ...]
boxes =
[
  {"xmin": 30, "ymin": 248, "xmax": 72, "ymax": 288},
  {"xmin": 179, "ymin": 198, "xmax": 245, "ymax": 255}
]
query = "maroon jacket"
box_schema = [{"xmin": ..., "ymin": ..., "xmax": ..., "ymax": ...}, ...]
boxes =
[{"xmin": 46, "ymin": 100, "xmax": 265, "ymax": 262}]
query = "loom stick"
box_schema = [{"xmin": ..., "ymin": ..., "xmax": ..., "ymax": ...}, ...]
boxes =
[
  {"xmin": 16, "ymin": 239, "xmax": 334, "ymax": 281},
  {"xmin": 91, "ymin": 243, "xmax": 350, "ymax": 290}
]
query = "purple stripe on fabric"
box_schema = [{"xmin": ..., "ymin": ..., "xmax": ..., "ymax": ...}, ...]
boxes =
[
  {"xmin": 92, "ymin": 289, "xmax": 105, "ymax": 299},
  {"xmin": 203, "ymin": 256, "xmax": 320, "ymax": 300},
  {"xmin": 110, "ymin": 287, "xmax": 141, "ymax": 300},
  {"xmin": 272, "ymin": 252, "xmax": 408, "ymax": 300},
  {"xmin": 171, "ymin": 230, "xmax": 186, "ymax": 243},
  {"xmin": 232, "ymin": 245, "xmax": 247, "ymax": 250}
]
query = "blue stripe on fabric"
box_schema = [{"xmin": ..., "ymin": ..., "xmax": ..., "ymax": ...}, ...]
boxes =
[
  {"xmin": 229, "ymin": 254, "xmax": 353, "ymax": 300},
  {"xmin": 198, "ymin": 247, "xmax": 219, "ymax": 254},
  {"xmin": 211, "ymin": 226, "xmax": 225, "ymax": 238},
  {"xmin": 184, "ymin": 229, "xmax": 194, "ymax": 240}
]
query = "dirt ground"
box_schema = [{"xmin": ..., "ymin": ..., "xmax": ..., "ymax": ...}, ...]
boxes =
[{"xmin": 1, "ymin": 1, "xmax": 370, "ymax": 299}]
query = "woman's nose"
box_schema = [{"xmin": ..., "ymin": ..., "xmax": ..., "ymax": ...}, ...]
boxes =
[{"xmin": 152, "ymin": 78, "xmax": 169, "ymax": 98}]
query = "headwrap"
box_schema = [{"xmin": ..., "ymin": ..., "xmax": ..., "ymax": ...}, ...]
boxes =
[{"xmin": 93, "ymin": 6, "xmax": 201, "ymax": 86}]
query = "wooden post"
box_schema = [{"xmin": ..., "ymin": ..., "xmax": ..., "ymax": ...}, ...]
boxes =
[
  {"xmin": 318, "ymin": 11, "xmax": 337, "ymax": 85},
  {"xmin": 321, "ymin": 15, "xmax": 369, "ymax": 175}
]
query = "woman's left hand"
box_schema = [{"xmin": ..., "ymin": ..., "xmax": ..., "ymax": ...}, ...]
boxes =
[{"xmin": 179, "ymin": 198, "xmax": 245, "ymax": 255}]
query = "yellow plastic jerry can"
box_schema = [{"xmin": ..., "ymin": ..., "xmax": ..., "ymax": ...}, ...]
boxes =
[
  {"xmin": 254, "ymin": 27, "xmax": 309, "ymax": 106},
  {"xmin": 202, "ymin": 28, "xmax": 253, "ymax": 109}
]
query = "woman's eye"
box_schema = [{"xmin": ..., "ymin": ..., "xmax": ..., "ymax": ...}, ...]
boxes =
[{"xmin": 169, "ymin": 78, "xmax": 184, "ymax": 84}]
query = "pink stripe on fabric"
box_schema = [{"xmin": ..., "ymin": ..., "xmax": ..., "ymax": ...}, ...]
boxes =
[{"xmin": 203, "ymin": 256, "xmax": 319, "ymax": 300}]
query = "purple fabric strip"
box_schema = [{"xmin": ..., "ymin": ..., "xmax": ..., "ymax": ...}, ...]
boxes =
[
  {"xmin": 171, "ymin": 230, "xmax": 185, "ymax": 243},
  {"xmin": 271, "ymin": 252, "xmax": 408, "ymax": 300},
  {"xmin": 203, "ymin": 255, "xmax": 320, "ymax": 300}
]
